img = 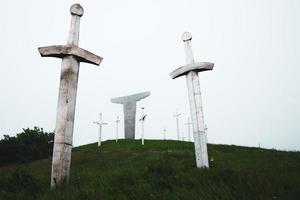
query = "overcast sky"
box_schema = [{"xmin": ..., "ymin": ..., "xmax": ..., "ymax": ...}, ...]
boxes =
[{"xmin": 0, "ymin": 0, "xmax": 299, "ymax": 150}]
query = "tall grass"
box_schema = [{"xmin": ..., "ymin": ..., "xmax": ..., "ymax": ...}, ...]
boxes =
[{"xmin": 0, "ymin": 139, "xmax": 299, "ymax": 199}]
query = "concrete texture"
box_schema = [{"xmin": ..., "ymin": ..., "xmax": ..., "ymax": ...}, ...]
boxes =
[
  {"xmin": 185, "ymin": 117, "xmax": 192, "ymax": 142},
  {"xmin": 38, "ymin": 4, "xmax": 102, "ymax": 188},
  {"xmin": 111, "ymin": 91, "xmax": 150, "ymax": 139},
  {"xmin": 169, "ymin": 31, "xmax": 214, "ymax": 168}
]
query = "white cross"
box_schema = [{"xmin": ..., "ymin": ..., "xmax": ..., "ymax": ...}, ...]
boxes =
[
  {"xmin": 93, "ymin": 112, "xmax": 108, "ymax": 147},
  {"xmin": 173, "ymin": 109, "xmax": 181, "ymax": 140}
]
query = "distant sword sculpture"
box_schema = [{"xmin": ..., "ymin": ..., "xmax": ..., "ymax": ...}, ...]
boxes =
[
  {"xmin": 170, "ymin": 31, "xmax": 214, "ymax": 168},
  {"xmin": 139, "ymin": 107, "xmax": 147, "ymax": 145},
  {"xmin": 180, "ymin": 134, "xmax": 186, "ymax": 141},
  {"xmin": 115, "ymin": 116, "xmax": 120, "ymax": 142},
  {"xmin": 111, "ymin": 91, "xmax": 150, "ymax": 139},
  {"xmin": 173, "ymin": 109, "xmax": 181, "ymax": 140},
  {"xmin": 93, "ymin": 112, "xmax": 108, "ymax": 147},
  {"xmin": 163, "ymin": 127, "xmax": 166, "ymax": 140},
  {"xmin": 38, "ymin": 4, "xmax": 102, "ymax": 188}
]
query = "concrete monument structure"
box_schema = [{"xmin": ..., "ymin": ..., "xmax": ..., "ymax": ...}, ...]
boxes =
[
  {"xmin": 38, "ymin": 4, "xmax": 102, "ymax": 188},
  {"xmin": 111, "ymin": 91, "xmax": 150, "ymax": 139},
  {"xmin": 139, "ymin": 107, "xmax": 147, "ymax": 145},
  {"xmin": 115, "ymin": 116, "xmax": 120, "ymax": 142},
  {"xmin": 185, "ymin": 117, "xmax": 192, "ymax": 142},
  {"xmin": 162, "ymin": 127, "xmax": 166, "ymax": 140},
  {"xmin": 170, "ymin": 31, "xmax": 214, "ymax": 168},
  {"xmin": 180, "ymin": 134, "xmax": 186, "ymax": 141},
  {"xmin": 93, "ymin": 112, "xmax": 108, "ymax": 147},
  {"xmin": 173, "ymin": 109, "xmax": 181, "ymax": 140}
]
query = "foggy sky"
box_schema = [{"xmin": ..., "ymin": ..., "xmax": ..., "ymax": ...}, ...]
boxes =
[{"xmin": 0, "ymin": 0, "xmax": 299, "ymax": 150}]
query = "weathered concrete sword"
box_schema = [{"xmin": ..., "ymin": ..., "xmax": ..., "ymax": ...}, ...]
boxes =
[
  {"xmin": 170, "ymin": 32, "xmax": 214, "ymax": 168},
  {"xmin": 38, "ymin": 4, "xmax": 102, "ymax": 188}
]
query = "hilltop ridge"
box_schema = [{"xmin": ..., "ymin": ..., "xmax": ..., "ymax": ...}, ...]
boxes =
[{"xmin": 0, "ymin": 139, "xmax": 299, "ymax": 199}]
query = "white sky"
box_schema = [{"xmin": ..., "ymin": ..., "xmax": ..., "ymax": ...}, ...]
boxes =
[{"xmin": 0, "ymin": 0, "xmax": 299, "ymax": 150}]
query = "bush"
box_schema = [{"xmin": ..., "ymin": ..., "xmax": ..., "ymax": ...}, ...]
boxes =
[
  {"xmin": 0, "ymin": 127, "xmax": 54, "ymax": 166},
  {"xmin": 2, "ymin": 169, "xmax": 43, "ymax": 193}
]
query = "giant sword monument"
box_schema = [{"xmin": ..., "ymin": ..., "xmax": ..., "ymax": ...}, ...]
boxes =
[
  {"xmin": 170, "ymin": 32, "xmax": 214, "ymax": 168},
  {"xmin": 38, "ymin": 4, "xmax": 102, "ymax": 188}
]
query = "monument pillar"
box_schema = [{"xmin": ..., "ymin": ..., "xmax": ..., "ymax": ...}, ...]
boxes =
[
  {"xmin": 111, "ymin": 91, "xmax": 150, "ymax": 139},
  {"xmin": 123, "ymin": 101, "xmax": 137, "ymax": 139}
]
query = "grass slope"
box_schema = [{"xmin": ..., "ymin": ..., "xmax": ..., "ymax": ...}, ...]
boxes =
[{"xmin": 0, "ymin": 139, "xmax": 299, "ymax": 200}]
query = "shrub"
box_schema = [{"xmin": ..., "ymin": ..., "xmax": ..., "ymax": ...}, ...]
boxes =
[{"xmin": 0, "ymin": 127, "xmax": 54, "ymax": 166}]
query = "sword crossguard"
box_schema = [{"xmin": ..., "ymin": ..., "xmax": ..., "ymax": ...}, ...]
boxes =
[{"xmin": 38, "ymin": 45, "xmax": 102, "ymax": 66}]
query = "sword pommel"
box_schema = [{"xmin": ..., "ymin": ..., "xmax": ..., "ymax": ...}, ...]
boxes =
[
  {"xmin": 182, "ymin": 31, "xmax": 192, "ymax": 42},
  {"xmin": 70, "ymin": 4, "xmax": 84, "ymax": 17}
]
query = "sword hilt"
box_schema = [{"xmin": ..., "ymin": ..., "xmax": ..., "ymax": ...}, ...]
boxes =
[
  {"xmin": 68, "ymin": 4, "xmax": 84, "ymax": 46},
  {"xmin": 182, "ymin": 31, "xmax": 194, "ymax": 64}
]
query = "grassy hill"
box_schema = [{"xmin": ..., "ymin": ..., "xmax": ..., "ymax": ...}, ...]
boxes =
[{"xmin": 0, "ymin": 139, "xmax": 299, "ymax": 200}]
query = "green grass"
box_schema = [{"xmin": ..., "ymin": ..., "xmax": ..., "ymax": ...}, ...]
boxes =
[{"xmin": 0, "ymin": 139, "xmax": 299, "ymax": 200}]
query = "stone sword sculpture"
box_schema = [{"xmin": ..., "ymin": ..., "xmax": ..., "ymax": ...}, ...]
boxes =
[
  {"xmin": 173, "ymin": 109, "xmax": 181, "ymax": 141},
  {"xmin": 111, "ymin": 91, "xmax": 150, "ymax": 139},
  {"xmin": 38, "ymin": 4, "xmax": 102, "ymax": 188},
  {"xmin": 93, "ymin": 112, "xmax": 108, "ymax": 147},
  {"xmin": 170, "ymin": 31, "xmax": 214, "ymax": 168},
  {"xmin": 139, "ymin": 107, "xmax": 147, "ymax": 145},
  {"xmin": 162, "ymin": 127, "xmax": 166, "ymax": 140},
  {"xmin": 115, "ymin": 116, "xmax": 120, "ymax": 142}
]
